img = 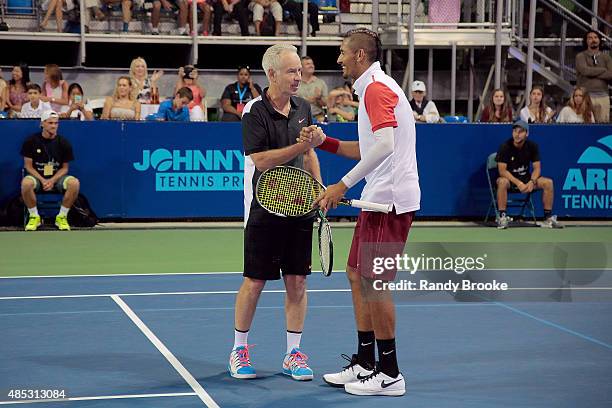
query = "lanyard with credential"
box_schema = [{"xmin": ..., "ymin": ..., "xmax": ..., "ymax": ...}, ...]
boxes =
[
  {"xmin": 41, "ymin": 139, "xmax": 55, "ymax": 163},
  {"xmin": 41, "ymin": 139, "xmax": 56, "ymax": 177},
  {"xmin": 236, "ymin": 84, "xmax": 248, "ymax": 103}
]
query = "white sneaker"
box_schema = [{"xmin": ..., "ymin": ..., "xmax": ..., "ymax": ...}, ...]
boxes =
[
  {"xmin": 539, "ymin": 215, "xmax": 563, "ymax": 229},
  {"xmin": 323, "ymin": 354, "xmax": 374, "ymax": 387},
  {"xmin": 496, "ymin": 214, "xmax": 512, "ymax": 229},
  {"xmin": 344, "ymin": 370, "xmax": 406, "ymax": 397}
]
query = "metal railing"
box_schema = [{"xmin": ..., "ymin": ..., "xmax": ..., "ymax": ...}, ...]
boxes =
[{"xmin": 513, "ymin": 0, "xmax": 612, "ymax": 101}]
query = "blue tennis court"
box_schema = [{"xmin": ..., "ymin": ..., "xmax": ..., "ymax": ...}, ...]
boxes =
[{"xmin": 1, "ymin": 272, "xmax": 611, "ymax": 407}]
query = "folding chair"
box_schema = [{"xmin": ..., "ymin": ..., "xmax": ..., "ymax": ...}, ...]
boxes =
[
  {"xmin": 21, "ymin": 169, "xmax": 63, "ymax": 227},
  {"xmin": 484, "ymin": 152, "xmax": 536, "ymax": 224}
]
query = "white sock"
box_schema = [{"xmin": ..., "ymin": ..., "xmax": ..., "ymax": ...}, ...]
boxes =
[
  {"xmin": 151, "ymin": 27, "xmax": 159, "ymax": 33},
  {"xmin": 59, "ymin": 206, "xmax": 69, "ymax": 217},
  {"xmin": 234, "ymin": 329, "xmax": 249, "ymax": 349},
  {"xmin": 178, "ymin": 26, "xmax": 187, "ymax": 34},
  {"xmin": 28, "ymin": 207, "xmax": 39, "ymax": 217},
  {"xmin": 286, "ymin": 331, "xmax": 302, "ymax": 353}
]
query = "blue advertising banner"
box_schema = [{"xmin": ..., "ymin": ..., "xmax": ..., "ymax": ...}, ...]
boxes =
[
  {"xmin": 122, "ymin": 122, "xmax": 245, "ymax": 218},
  {"xmin": 0, "ymin": 121, "xmax": 610, "ymax": 219}
]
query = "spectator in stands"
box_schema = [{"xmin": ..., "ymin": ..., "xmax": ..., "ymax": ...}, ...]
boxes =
[
  {"xmin": 101, "ymin": 76, "xmax": 141, "ymax": 120},
  {"xmin": 297, "ymin": 56, "xmax": 328, "ymax": 122},
  {"xmin": 213, "ymin": 0, "xmax": 250, "ymax": 36},
  {"xmin": 40, "ymin": 0, "xmax": 64, "ymax": 32},
  {"xmin": 41, "ymin": 64, "xmax": 69, "ymax": 112},
  {"xmin": 410, "ymin": 80, "xmax": 440, "ymax": 123},
  {"xmin": 175, "ymin": 65, "xmax": 207, "ymax": 120},
  {"xmin": 575, "ymin": 30, "xmax": 612, "ymax": 122},
  {"xmin": 103, "ymin": 0, "xmax": 132, "ymax": 33},
  {"xmin": 129, "ymin": 57, "xmax": 163, "ymax": 103},
  {"xmin": 281, "ymin": 0, "xmax": 319, "ymax": 36},
  {"xmin": 495, "ymin": 119, "xmax": 562, "ymax": 229},
  {"xmin": 0, "ymin": 69, "xmax": 7, "ymax": 112},
  {"xmin": 150, "ymin": 0, "xmax": 189, "ymax": 35},
  {"xmin": 220, "ymin": 65, "xmax": 262, "ymax": 121},
  {"xmin": 19, "ymin": 84, "xmax": 52, "ymax": 119},
  {"xmin": 342, "ymin": 80, "xmax": 359, "ymax": 106},
  {"xmin": 21, "ymin": 111, "xmax": 80, "ymax": 231},
  {"xmin": 249, "ymin": 0, "xmax": 283, "ymax": 36},
  {"xmin": 150, "ymin": 87, "xmax": 193, "ymax": 121},
  {"xmin": 519, "ymin": 86, "xmax": 554, "ymax": 123},
  {"xmin": 60, "ymin": 83, "xmax": 94, "ymax": 120},
  {"xmin": 6, "ymin": 64, "xmax": 30, "ymax": 117},
  {"xmin": 326, "ymin": 87, "xmax": 355, "ymax": 122},
  {"xmin": 556, "ymin": 86, "xmax": 596, "ymax": 123},
  {"xmin": 150, "ymin": 0, "xmax": 170, "ymax": 35},
  {"xmin": 82, "ymin": 0, "xmax": 106, "ymax": 31},
  {"xmin": 187, "ymin": 0, "xmax": 212, "ymax": 35},
  {"xmin": 480, "ymin": 88, "xmax": 513, "ymax": 122}
]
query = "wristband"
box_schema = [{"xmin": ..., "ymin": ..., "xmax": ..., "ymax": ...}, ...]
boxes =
[{"xmin": 318, "ymin": 136, "xmax": 340, "ymax": 154}]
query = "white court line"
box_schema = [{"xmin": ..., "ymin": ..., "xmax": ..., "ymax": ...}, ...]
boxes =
[
  {"xmin": 0, "ymin": 272, "xmax": 245, "ymax": 279},
  {"xmin": 507, "ymin": 287, "xmax": 612, "ymax": 290},
  {"xmin": 1, "ymin": 268, "xmax": 611, "ymax": 279},
  {"xmin": 111, "ymin": 295, "xmax": 220, "ymax": 408},
  {"xmin": 0, "ymin": 303, "xmax": 501, "ymax": 317},
  {"xmin": 0, "ymin": 392, "xmax": 196, "ymax": 405},
  {"xmin": 2, "ymin": 288, "xmax": 612, "ymax": 302},
  {"xmin": 0, "ymin": 288, "xmax": 351, "ymax": 301}
]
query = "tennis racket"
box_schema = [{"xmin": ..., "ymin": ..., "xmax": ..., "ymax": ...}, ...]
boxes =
[
  {"xmin": 255, "ymin": 166, "xmax": 392, "ymax": 217},
  {"xmin": 255, "ymin": 166, "xmax": 391, "ymax": 277}
]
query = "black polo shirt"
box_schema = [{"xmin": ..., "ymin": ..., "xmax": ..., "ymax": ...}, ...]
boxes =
[
  {"xmin": 20, "ymin": 132, "xmax": 74, "ymax": 179},
  {"xmin": 496, "ymin": 138, "xmax": 540, "ymax": 183},
  {"xmin": 242, "ymin": 88, "xmax": 313, "ymax": 224}
]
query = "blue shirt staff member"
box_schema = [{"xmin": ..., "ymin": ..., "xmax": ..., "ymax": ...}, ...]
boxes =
[{"xmin": 228, "ymin": 44, "xmax": 321, "ymax": 381}]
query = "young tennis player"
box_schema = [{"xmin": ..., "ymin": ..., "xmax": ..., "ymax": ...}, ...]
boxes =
[{"xmin": 300, "ymin": 28, "xmax": 421, "ymax": 396}]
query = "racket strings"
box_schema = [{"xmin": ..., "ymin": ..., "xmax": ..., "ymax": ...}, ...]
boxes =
[{"xmin": 257, "ymin": 167, "xmax": 320, "ymax": 216}]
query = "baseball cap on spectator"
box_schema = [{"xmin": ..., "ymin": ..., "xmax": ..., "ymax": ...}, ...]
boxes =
[
  {"xmin": 512, "ymin": 119, "xmax": 529, "ymax": 132},
  {"xmin": 40, "ymin": 110, "xmax": 59, "ymax": 122},
  {"xmin": 412, "ymin": 80, "xmax": 426, "ymax": 92}
]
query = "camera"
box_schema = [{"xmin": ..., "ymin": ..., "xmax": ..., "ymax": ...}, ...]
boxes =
[{"xmin": 183, "ymin": 66, "xmax": 195, "ymax": 78}]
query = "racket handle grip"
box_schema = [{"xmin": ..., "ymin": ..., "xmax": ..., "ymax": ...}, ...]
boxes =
[{"xmin": 349, "ymin": 199, "xmax": 393, "ymax": 213}]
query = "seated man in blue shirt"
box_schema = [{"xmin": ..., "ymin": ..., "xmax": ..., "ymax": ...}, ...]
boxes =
[{"xmin": 151, "ymin": 87, "xmax": 193, "ymax": 121}]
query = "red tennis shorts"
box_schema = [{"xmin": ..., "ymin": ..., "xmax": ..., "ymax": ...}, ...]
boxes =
[{"xmin": 347, "ymin": 209, "xmax": 415, "ymax": 280}]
